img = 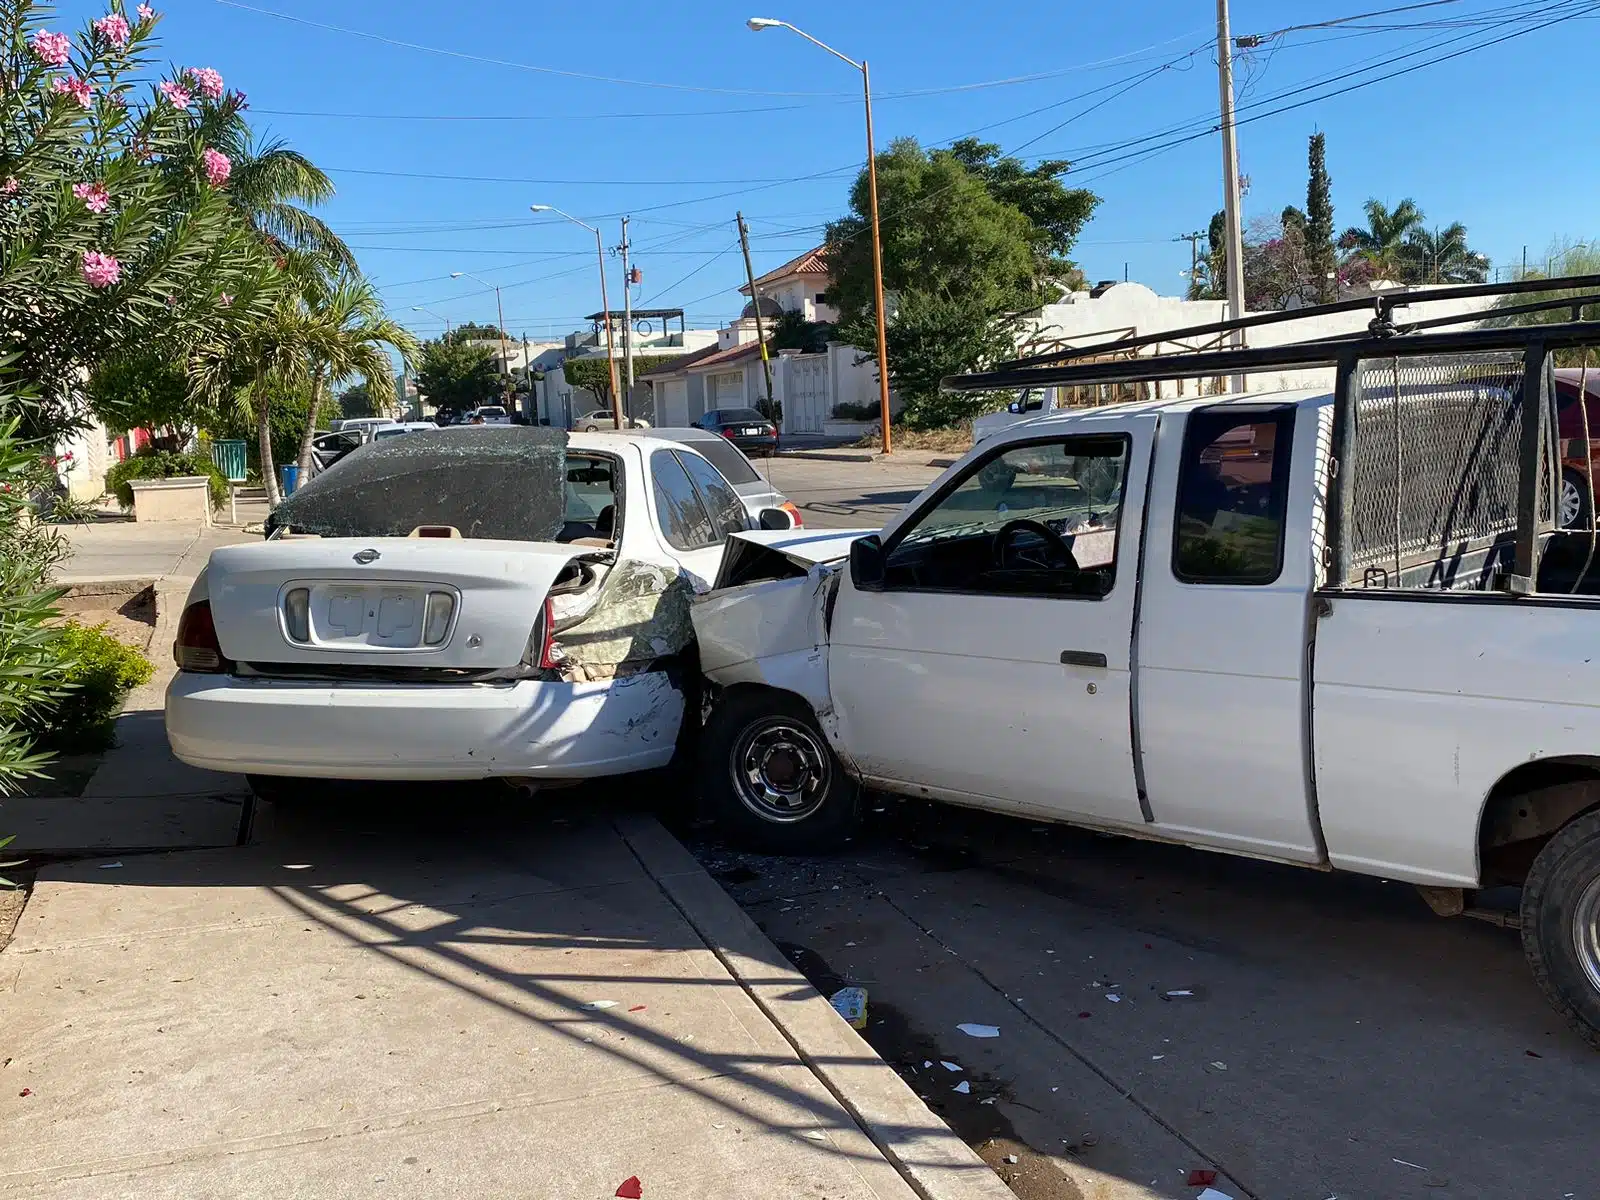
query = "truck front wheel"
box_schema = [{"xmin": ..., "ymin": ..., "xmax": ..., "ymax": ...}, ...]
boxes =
[
  {"xmin": 699, "ymin": 689, "xmax": 859, "ymax": 853},
  {"xmin": 1521, "ymin": 808, "xmax": 1600, "ymax": 1049}
]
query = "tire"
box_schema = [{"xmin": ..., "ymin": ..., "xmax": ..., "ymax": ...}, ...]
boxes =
[
  {"xmin": 1521, "ymin": 807, "xmax": 1600, "ymax": 1049},
  {"xmin": 699, "ymin": 689, "xmax": 859, "ymax": 853},
  {"xmin": 1560, "ymin": 469, "xmax": 1593, "ymax": 531}
]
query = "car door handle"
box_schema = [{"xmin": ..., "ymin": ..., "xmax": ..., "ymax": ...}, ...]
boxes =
[{"xmin": 1060, "ymin": 650, "xmax": 1107, "ymax": 668}]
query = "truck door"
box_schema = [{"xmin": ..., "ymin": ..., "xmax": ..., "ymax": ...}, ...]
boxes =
[
  {"xmin": 1132, "ymin": 401, "xmax": 1325, "ymax": 863},
  {"xmin": 827, "ymin": 417, "xmax": 1155, "ymax": 825}
]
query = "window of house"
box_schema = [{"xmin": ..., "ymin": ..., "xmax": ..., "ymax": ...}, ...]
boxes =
[
  {"xmin": 651, "ymin": 450, "xmax": 717, "ymax": 551},
  {"xmin": 814, "ymin": 292, "xmax": 829, "ymax": 305},
  {"xmin": 881, "ymin": 435, "xmax": 1129, "ymax": 599},
  {"xmin": 1172, "ymin": 408, "xmax": 1295, "ymax": 584}
]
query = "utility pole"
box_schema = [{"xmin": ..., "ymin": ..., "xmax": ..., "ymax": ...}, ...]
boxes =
[
  {"xmin": 1216, "ymin": 0, "xmax": 1247, "ymax": 393},
  {"xmin": 619, "ymin": 216, "xmax": 634, "ymax": 422},
  {"xmin": 1177, "ymin": 231, "xmax": 1205, "ymax": 291},
  {"xmin": 736, "ymin": 211, "xmax": 776, "ymax": 420}
]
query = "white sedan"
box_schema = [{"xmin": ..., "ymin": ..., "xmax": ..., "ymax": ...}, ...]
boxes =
[{"xmin": 164, "ymin": 428, "xmax": 795, "ymax": 798}]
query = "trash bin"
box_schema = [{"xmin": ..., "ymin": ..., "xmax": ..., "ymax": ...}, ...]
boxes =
[
  {"xmin": 279, "ymin": 464, "xmax": 300, "ymax": 496},
  {"xmin": 211, "ymin": 439, "xmax": 248, "ymax": 484}
]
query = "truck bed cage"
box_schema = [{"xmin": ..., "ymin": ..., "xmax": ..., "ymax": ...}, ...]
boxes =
[{"xmin": 942, "ymin": 274, "xmax": 1600, "ymax": 393}]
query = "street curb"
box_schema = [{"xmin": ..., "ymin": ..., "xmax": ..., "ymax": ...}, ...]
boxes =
[{"xmin": 615, "ymin": 814, "xmax": 1013, "ymax": 1200}]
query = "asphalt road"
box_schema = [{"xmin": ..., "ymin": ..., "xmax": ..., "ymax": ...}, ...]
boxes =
[
  {"xmin": 759, "ymin": 451, "xmax": 946, "ymax": 531},
  {"xmin": 679, "ymin": 454, "xmax": 1598, "ymax": 1200},
  {"xmin": 681, "ymin": 803, "xmax": 1596, "ymax": 1200}
]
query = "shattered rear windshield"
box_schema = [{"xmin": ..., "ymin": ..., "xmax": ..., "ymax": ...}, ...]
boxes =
[{"xmin": 266, "ymin": 426, "xmax": 568, "ymax": 540}]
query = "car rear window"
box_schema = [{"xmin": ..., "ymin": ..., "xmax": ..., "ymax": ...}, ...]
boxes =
[
  {"xmin": 689, "ymin": 436, "xmax": 761, "ymax": 484},
  {"xmin": 719, "ymin": 408, "xmax": 766, "ymax": 423}
]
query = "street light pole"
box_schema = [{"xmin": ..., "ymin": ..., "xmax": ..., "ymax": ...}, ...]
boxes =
[
  {"xmin": 619, "ymin": 216, "xmax": 634, "ymax": 420},
  {"xmin": 411, "ymin": 305, "xmax": 452, "ymax": 337},
  {"xmin": 1215, "ymin": 0, "xmax": 1247, "ymax": 394},
  {"xmin": 449, "ymin": 272, "xmax": 514, "ymax": 413},
  {"xmin": 749, "ymin": 17, "xmax": 893, "ymax": 454},
  {"xmin": 531, "ymin": 205, "xmax": 623, "ymax": 430}
]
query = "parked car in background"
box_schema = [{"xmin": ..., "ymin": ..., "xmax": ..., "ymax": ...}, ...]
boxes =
[
  {"xmin": 306, "ymin": 428, "xmax": 366, "ymax": 478},
  {"xmin": 636, "ymin": 427, "xmax": 802, "ymax": 528},
  {"xmin": 464, "ymin": 405, "xmax": 511, "ymax": 426},
  {"xmin": 695, "ymin": 407, "xmax": 779, "ymax": 457},
  {"xmin": 328, "ymin": 416, "xmax": 396, "ymax": 438},
  {"xmin": 373, "ymin": 421, "xmax": 440, "ymax": 440},
  {"xmin": 575, "ymin": 408, "xmax": 650, "ymax": 432},
  {"xmin": 1557, "ymin": 366, "xmax": 1600, "ymax": 528}
]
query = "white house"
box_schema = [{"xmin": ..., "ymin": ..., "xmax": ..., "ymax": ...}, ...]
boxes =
[{"xmin": 738, "ymin": 247, "xmax": 839, "ymax": 324}]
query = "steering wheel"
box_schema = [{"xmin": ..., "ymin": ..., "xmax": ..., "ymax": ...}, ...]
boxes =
[{"xmin": 992, "ymin": 518, "xmax": 1079, "ymax": 572}]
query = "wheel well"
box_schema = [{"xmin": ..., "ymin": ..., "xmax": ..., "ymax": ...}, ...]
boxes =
[
  {"xmin": 1479, "ymin": 758, "xmax": 1600, "ymax": 885},
  {"xmin": 713, "ymin": 680, "xmax": 815, "ymax": 715}
]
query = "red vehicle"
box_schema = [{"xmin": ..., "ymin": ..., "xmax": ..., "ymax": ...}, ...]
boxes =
[{"xmin": 1556, "ymin": 367, "xmax": 1600, "ymax": 528}]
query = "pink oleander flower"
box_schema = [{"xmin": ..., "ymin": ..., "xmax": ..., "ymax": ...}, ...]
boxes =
[
  {"xmin": 94, "ymin": 13, "xmax": 131, "ymax": 47},
  {"xmin": 232, "ymin": 89, "xmax": 248, "ymax": 110},
  {"xmin": 52, "ymin": 76, "xmax": 94, "ymax": 109},
  {"xmin": 188, "ymin": 66, "xmax": 223, "ymax": 100},
  {"xmin": 219, "ymin": 293, "xmax": 233, "ymax": 307},
  {"xmin": 158, "ymin": 80, "xmax": 191, "ymax": 108},
  {"xmin": 73, "ymin": 181, "xmax": 110, "ymax": 213},
  {"xmin": 137, "ymin": 4, "xmax": 156, "ymax": 20},
  {"xmin": 81, "ymin": 250, "xmax": 120, "ymax": 288},
  {"xmin": 201, "ymin": 148, "xmax": 230, "ymax": 186},
  {"xmin": 2, "ymin": 178, "xmax": 18, "ymax": 196},
  {"xmin": 31, "ymin": 30, "xmax": 72, "ymax": 67}
]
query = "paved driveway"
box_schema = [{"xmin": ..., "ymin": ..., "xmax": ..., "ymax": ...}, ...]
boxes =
[{"xmin": 761, "ymin": 454, "xmax": 945, "ymax": 531}]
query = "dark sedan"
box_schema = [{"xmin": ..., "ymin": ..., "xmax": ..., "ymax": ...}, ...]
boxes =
[{"xmin": 695, "ymin": 407, "xmax": 779, "ymax": 456}]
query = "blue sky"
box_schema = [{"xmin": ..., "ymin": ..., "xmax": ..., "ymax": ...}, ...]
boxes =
[{"xmin": 61, "ymin": 0, "xmax": 1600, "ymax": 342}]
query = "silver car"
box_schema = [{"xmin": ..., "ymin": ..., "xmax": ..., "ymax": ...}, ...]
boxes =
[{"xmin": 635, "ymin": 427, "xmax": 801, "ymax": 528}]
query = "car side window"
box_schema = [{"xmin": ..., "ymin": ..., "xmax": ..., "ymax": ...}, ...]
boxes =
[
  {"xmin": 1172, "ymin": 408, "xmax": 1295, "ymax": 584},
  {"xmin": 677, "ymin": 450, "xmax": 747, "ymax": 537},
  {"xmin": 882, "ymin": 435, "xmax": 1128, "ymax": 598},
  {"xmin": 651, "ymin": 449, "xmax": 717, "ymax": 550}
]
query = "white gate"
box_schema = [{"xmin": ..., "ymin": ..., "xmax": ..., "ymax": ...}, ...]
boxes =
[{"xmin": 787, "ymin": 353, "xmax": 829, "ymax": 434}]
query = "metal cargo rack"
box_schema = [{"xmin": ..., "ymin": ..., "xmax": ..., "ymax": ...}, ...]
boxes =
[{"xmin": 942, "ymin": 275, "xmax": 1600, "ymax": 595}]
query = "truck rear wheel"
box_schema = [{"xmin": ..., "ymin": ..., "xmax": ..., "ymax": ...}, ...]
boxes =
[
  {"xmin": 699, "ymin": 689, "xmax": 859, "ymax": 853},
  {"xmin": 1521, "ymin": 808, "xmax": 1600, "ymax": 1049}
]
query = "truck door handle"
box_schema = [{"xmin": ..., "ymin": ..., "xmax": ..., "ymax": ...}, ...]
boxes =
[{"xmin": 1059, "ymin": 650, "xmax": 1107, "ymax": 668}]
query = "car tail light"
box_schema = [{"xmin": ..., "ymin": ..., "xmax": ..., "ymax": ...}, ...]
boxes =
[
  {"xmin": 721, "ymin": 428, "xmax": 736, "ymax": 439},
  {"xmin": 781, "ymin": 501, "xmax": 804, "ymax": 528},
  {"xmin": 174, "ymin": 600, "xmax": 232, "ymax": 674},
  {"xmin": 423, "ymin": 591, "xmax": 455, "ymax": 646},
  {"xmin": 283, "ymin": 588, "xmax": 310, "ymax": 642},
  {"xmin": 537, "ymin": 596, "xmax": 562, "ymax": 669}
]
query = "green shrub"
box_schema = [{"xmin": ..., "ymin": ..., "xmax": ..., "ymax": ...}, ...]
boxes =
[
  {"xmin": 33, "ymin": 623, "xmax": 154, "ymax": 754},
  {"xmin": 105, "ymin": 448, "xmax": 227, "ymax": 510}
]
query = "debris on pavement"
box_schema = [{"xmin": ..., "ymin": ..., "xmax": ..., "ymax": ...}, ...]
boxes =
[
  {"xmin": 1393, "ymin": 1158, "xmax": 1428, "ymax": 1170},
  {"xmin": 628, "ymin": 1005, "xmax": 646, "ymax": 1013},
  {"xmin": 98, "ymin": 861, "xmax": 123, "ymax": 870},
  {"xmin": 956, "ymin": 1023, "xmax": 1000, "ymax": 1038},
  {"xmin": 583, "ymin": 1000, "xmax": 619, "ymax": 1010},
  {"xmin": 801, "ymin": 1131, "xmax": 828, "ymax": 1142},
  {"xmin": 939, "ymin": 1061, "xmax": 963, "ymax": 1072},
  {"xmin": 1208, "ymin": 1061, "xmax": 1228, "ymax": 1071},
  {"xmin": 614, "ymin": 1176, "xmax": 643, "ymax": 1198},
  {"xmin": 1106, "ymin": 993, "xmax": 1122, "ymax": 1003},
  {"xmin": 953, "ymin": 1080, "xmax": 971, "ymax": 1094},
  {"xmin": 18, "ymin": 1088, "xmax": 31, "ymax": 1097},
  {"xmin": 1164, "ymin": 989, "xmax": 1198, "ymax": 1000},
  {"xmin": 828, "ymin": 986, "xmax": 868, "ymax": 1029},
  {"xmin": 1187, "ymin": 1168, "xmax": 1218, "ymax": 1186},
  {"xmin": 1004, "ymin": 1154, "xmax": 1018, "ymax": 1164},
  {"xmin": 1196, "ymin": 1189, "xmax": 1235, "ymax": 1200}
]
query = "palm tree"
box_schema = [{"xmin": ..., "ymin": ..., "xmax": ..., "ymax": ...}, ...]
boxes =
[
  {"xmin": 223, "ymin": 137, "xmax": 357, "ymax": 274},
  {"xmin": 1403, "ymin": 223, "xmax": 1489, "ymax": 284},
  {"xmin": 1339, "ymin": 198, "xmax": 1426, "ymax": 281},
  {"xmin": 293, "ymin": 275, "xmax": 421, "ymax": 476}
]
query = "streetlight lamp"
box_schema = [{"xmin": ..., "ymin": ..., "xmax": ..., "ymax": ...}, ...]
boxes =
[
  {"xmin": 449, "ymin": 271, "xmax": 515, "ymax": 413},
  {"xmin": 748, "ymin": 17, "xmax": 894, "ymax": 453},
  {"xmin": 410, "ymin": 305, "xmax": 452, "ymax": 337},
  {"xmin": 531, "ymin": 205, "xmax": 623, "ymax": 431}
]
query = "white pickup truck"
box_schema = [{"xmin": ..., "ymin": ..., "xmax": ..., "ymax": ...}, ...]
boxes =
[{"xmin": 690, "ymin": 320, "xmax": 1600, "ymax": 1046}]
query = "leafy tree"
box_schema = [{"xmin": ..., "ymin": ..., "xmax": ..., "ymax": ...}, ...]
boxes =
[
  {"xmin": 415, "ymin": 335, "xmax": 500, "ymax": 418},
  {"xmin": 1339, "ymin": 198, "xmax": 1426, "ymax": 281},
  {"xmin": 1188, "ymin": 210, "xmax": 1228, "ymax": 301},
  {"xmin": 0, "ymin": 1, "xmax": 279, "ymax": 437},
  {"xmin": 204, "ymin": 121, "xmax": 353, "ymax": 275},
  {"xmin": 769, "ymin": 309, "xmax": 833, "ymax": 354},
  {"xmin": 1491, "ymin": 239, "xmax": 1600, "ymax": 364},
  {"xmin": 337, "ymin": 384, "xmax": 372, "ymax": 419},
  {"xmin": 291, "ymin": 274, "xmax": 418, "ymax": 474},
  {"xmin": 1305, "ymin": 133, "xmax": 1337, "ymax": 303},
  {"xmin": 449, "ymin": 322, "xmax": 509, "ymax": 343},
  {"xmin": 824, "ymin": 137, "xmax": 1097, "ymax": 427},
  {"xmin": 88, "ymin": 352, "xmax": 203, "ymax": 438},
  {"xmin": 562, "ymin": 354, "xmax": 678, "ymax": 411}
]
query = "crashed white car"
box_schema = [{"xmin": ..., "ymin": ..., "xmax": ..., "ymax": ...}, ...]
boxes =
[{"xmin": 165, "ymin": 427, "xmax": 795, "ymax": 797}]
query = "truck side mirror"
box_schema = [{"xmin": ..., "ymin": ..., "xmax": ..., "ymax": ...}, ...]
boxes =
[
  {"xmin": 758, "ymin": 507, "xmax": 795, "ymax": 530},
  {"xmin": 850, "ymin": 534, "xmax": 885, "ymax": 589},
  {"xmin": 1008, "ymin": 400, "xmax": 1023, "ymax": 414}
]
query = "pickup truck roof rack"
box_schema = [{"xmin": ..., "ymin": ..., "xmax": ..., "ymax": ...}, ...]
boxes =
[{"xmin": 943, "ymin": 274, "xmax": 1600, "ymax": 393}]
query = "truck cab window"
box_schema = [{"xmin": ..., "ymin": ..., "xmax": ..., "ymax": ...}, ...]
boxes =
[
  {"xmin": 1173, "ymin": 409, "xmax": 1295, "ymax": 584},
  {"xmin": 882, "ymin": 436, "xmax": 1128, "ymax": 598}
]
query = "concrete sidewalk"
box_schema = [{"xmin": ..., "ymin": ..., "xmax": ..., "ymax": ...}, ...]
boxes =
[{"xmin": 0, "ymin": 795, "xmax": 1008, "ymax": 1199}]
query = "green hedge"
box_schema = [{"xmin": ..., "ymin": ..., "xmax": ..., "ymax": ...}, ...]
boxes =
[
  {"xmin": 105, "ymin": 447, "xmax": 228, "ymax": 510},
  {"xmin": 33, "ymin": 623, "xmax": 153, "ymax": 754}
]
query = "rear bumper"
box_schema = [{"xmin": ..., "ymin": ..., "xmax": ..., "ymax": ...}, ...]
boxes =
[
  {"xmin": 165, "ymin": 670, "xmax": 683, "ymax": 780},
  {"xmin": 727, "ymin": 433, "xmax": 779, "ymax": 454}
]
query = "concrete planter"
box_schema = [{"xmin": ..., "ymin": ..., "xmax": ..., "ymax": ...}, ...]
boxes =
[
  {"xmin": 128, "ymin": 476, "xmax": 213, "ymax": 526},
  {"xmin": 822, "ymin": 419, "xmax": 878, "ymax": 440}
]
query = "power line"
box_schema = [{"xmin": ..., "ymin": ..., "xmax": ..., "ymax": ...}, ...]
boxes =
[{"xmin": 325, "ymin": 165, "xmax": 855, "ymax": 187}]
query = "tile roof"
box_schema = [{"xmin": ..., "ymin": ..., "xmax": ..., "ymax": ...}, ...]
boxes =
[
  {"xmin": 739, "ymin": 246, "xmax": 829, "ymax": 295},
  {"xmin": 679, "ymin": 339, "xmax": 770, "ymax": 372},
  {"xmin": 637, "ymin": 343, "xmax": 724, "ymax": 379}
]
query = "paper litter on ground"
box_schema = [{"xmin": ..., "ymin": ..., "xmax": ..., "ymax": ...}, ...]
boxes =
[{"xmin": 828, "ymin": 986, "xmax": 868, "ymax": 1030}]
